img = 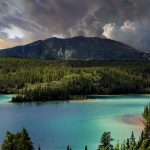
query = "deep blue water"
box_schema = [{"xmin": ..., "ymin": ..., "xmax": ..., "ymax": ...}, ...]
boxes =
[{"xmin": 0, "ymin": 95, "xmax": 150, "ymax": 150}]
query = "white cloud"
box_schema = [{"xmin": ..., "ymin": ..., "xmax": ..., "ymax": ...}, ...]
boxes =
[
  {"xmin": 51, "ymin": 34, "xmax": 66, "ymax": 39},
  {"xmin": 3, "ymin": 25, "xmax": 24, "ymax": 39},
  {"xmin": 103, "ymin": 20, "xmax": 136, "ymax": 39},
  {"xmin": 103, "ymin": 20, "xmax": 150, "ymax": 51}
]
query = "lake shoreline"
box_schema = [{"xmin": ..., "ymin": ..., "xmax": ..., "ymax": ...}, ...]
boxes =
[
  {"xmin": 120, "ymin": 115, "xmax": 145, "ymax": 128},
  {"xmin": 1, "ymin": 93, "xmax": 150, "ymax": 103},
  {"xmin": 0, "ymin": 94, "xmax": 150, "ymax": 150}
]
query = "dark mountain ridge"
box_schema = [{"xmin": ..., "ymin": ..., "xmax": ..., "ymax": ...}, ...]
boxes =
[{"xmin": 0, "ymin": 36, "xmax": 149, "ymax": 60}]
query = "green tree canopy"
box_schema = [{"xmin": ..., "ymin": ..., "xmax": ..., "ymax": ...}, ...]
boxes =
[{"xmin": 1, "ymin": 128, "xmax": 34, "ymax": 150}]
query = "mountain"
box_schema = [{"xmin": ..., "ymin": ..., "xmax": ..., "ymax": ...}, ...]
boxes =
[{"xmin": 0, "ymin": 36, "xmax": 149, "ymax": 60}]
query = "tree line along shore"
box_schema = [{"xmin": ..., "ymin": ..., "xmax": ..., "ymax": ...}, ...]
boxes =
[{"xmin": 0, "ymin": 57, "xmax": 150, "ymax": 102}]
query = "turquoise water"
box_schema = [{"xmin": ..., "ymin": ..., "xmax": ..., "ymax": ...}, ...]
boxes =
[{"xmin": 0, "ymin": 95, "xmax": 150, "ymax": 150}]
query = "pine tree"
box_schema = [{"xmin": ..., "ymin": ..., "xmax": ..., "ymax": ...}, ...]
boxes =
[
  {"xmin": 1, "ymin": 128, "xmax": 34, "ymax": 150},
  {"xmin": 126, "ymin": 138, "xmax": 130, "ymax": 149},
  {"xmin": 138, "ymin": 139, "xmax": 150, "ymax": 150},
  {"xmin": 130, "ymin": 132, "xmax": 135, "ymax": 142},
  {"xmin": 129, "ymin": 132, "xmax": 136, "ymax": 150},
  {"xmin": 97, "ymin": 132, "xmax": 114, "ymax": 150},
  {"xmin": 67, "ymin": 145, "xmax": 70, "ymax": 150},
  {"xmin": 136, "ymin": 131, "xmax": 144, "ymax": 149},
  {"xmin": 85, "ymin": 145, "xmax": 88, "ymax": 150},
  {"xmin": 121, "ymin": 141, "xmax": 126, "ymax": 150},
  {"xmin": 114, "ymin": 141, "xmax": 119, "ymax": 150},
  {"xmin": 1, "ymin": 131, "xmax": 15, "ymax": 150},
  {"xmin": 38, "ymin": 145, "xmax": 41, "ymax": 150},
  {"xmin": 19, "ymin": 128, "xmax": 34, "ymax": 150}
]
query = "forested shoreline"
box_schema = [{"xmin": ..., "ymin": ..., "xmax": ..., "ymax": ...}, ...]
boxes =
[{"xmin": 0, "ymin": 57, "xmax": 150, "ymax": 102}]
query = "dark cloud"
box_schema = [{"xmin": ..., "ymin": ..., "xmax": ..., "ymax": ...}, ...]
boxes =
[
  {"xmin": 0, "ymin": 0, "xmax": 150, "ymax": 51},
  {"xmin": 69, "ymin": 15, "xmax": 104, "ymax": 37},
  {"xmin": 94, "ymin": 0, "xmax": 150, "ymax": 25},
  {"xmin": 22, "ymin": 0, "xmax": 97, "ymax": 34}
]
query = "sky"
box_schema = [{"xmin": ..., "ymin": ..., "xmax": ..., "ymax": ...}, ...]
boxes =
[{"xmin": 0, "ymin": 0, "xmax": 150, "ymax": 52}]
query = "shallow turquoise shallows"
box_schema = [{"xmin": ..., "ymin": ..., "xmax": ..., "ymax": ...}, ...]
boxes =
[{"xmin": 0, "ymin": 95, "xmax": 150, "ymax": 150}]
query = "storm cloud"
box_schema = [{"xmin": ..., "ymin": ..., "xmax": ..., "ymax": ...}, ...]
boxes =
[{"xmin": 0, "ymin": 0, "xmax": 150, "ymax": 51}]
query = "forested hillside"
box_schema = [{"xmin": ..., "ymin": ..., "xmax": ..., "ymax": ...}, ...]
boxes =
[
  {"xmin": 0, "ymin": 36, "xmax": 149, "ymax": 60},
  {"xmin": 0, "ymin": 57, "xmax": 150, "ymax": 102}
]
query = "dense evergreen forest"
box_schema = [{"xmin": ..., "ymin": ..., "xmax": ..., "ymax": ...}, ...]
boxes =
[
  {"xmin": 1, "ymin": 104, "xmax": 150, "ymax": 150},
  {"xmin": 0, "ymin": 57, "xmax": 150, "ymax": 102}
]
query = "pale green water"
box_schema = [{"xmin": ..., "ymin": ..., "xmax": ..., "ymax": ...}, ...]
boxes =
[{"xmin": 0, "ymin": 95, "xmax": 149, "ymax": 150}]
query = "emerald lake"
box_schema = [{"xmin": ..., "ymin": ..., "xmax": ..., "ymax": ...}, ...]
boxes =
[{"xmin": 0, "ymin": 95, "xmax": 150, "ymax": 150}]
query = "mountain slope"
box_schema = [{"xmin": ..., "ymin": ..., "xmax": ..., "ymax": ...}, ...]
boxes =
[{"xmin": 0, "ymin": 36, "xmax": 149, "ymax": 60}]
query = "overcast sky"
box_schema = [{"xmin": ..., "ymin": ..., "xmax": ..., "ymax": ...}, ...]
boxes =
[{"xmin": 0, "ymin": 0, "xmax": 150, "ymax": 51}]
